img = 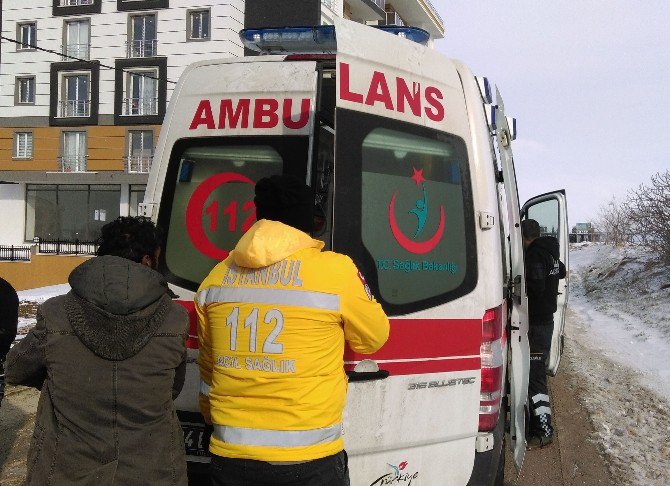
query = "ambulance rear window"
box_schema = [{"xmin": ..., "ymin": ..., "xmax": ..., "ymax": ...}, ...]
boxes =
[
  {"xmin": 335, "ymin": 110, "xmax": 476, "ymax": 314},
  {"xmin": 158, "ymin": 137, "xmax": 309, "ymax": 290}
]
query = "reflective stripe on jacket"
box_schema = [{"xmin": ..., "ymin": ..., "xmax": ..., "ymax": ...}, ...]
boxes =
[{"xmin": 196, "ymin": 219, "xmax": 389, "ymax": 461}]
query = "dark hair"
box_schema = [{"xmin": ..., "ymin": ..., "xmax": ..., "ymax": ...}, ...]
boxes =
[
  {"xmin": 95, "ymin": 216, "xmax": 162, "ymax": 264},
  {"xmin": 521, "ymin": 219, "xmax": 541, "ymax": 239},
  {"xmin": 254, "ymin": 175, "xmax": 313, "ymax": 233}
]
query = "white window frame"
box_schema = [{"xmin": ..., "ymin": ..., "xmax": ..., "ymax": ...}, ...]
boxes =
[
  {"xmin": 188, "ymin": 9, "xmax": 210, "ymax": 41},
  {"xmin": 126, "ymin": 130, "xmax": 154, "ymax": 173},
  {"xmin": 17, "ymin": 76, "xmax": 36, "ymax": 104},
  {"xmin": 60, "ymin": 0, "xmax": 94, "ymax": 6},
  {"xmin": 128, "ymin": 13, "xmax": 157, "ymax": 58},
  {"xmin": 64, "ymin": 19, "xmax": 91, "ymax": 60},
  {"xmin": 59, "ymin": 71, "xmax": 91, "ymax": 117},
  {"xmin": 61, "ymin": 131, "xmax": 88, "ymax": 172},
  {"xmin": 18, "ymin": 22, "xmax": 37, "ymax": 50},
  {"xmin": 14, "ymin": 132, "xmax": 34, "ymax": 159},
  {"xmin": 123, "ymin": 69, "xmax": 158, "ymax": 116}
]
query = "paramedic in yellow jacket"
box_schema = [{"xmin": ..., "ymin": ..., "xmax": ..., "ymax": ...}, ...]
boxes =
[{"xmin": 196, "ymin": 175, "xmax": 390, "ymax": 486}]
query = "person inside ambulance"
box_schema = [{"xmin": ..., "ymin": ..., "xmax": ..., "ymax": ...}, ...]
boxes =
[
  {"xmin": 196, "ymin": 174, "xmax": 390, "ymax": 486},
  {"xmin": 522, "ymin": 219, "xmax": 566, "ymax": 450}
]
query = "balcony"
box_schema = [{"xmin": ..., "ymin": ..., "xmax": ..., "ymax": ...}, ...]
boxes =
[
  {"xmin": 382, "ymin": 0, "xmax": 444, "ymax": 38},
  {"xmin": 127, "ymin": 39, "xmax": 157, "ymax": 58},
  {"xmin": 58, "ymin": 100, "xmax": 90, "ymax": 118},
  {"xmin": 347, "ymin": 0, "xmax": 385, "ymax": 22},
  {"xmin": 121, "ymin": 97, "xmax": 158, "ymax": 116},
  {"xmin": 125, "ymin": 155, "xmax": 153, "ymax": 173},
  {"xmin": 59, "ymin": 0, "xmax": 93, "ymax": 5},
  {"xmin": 59, "ymin": 155, "xmax": 87, "ymax": 172},
  {"xmin": 62, "ymin": 43, "xmax": 90, "ymax": 61},
  {"xmin": 385, "ymin": 11, "xmax": 405, "ymax": 26}
]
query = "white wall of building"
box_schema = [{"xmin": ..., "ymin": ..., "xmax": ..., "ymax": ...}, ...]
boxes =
[
  {"xmin": 0, "ymin": 183, "xmax": 26, "ymax": 244},
  {"xmin": 0, "ymin": 0, "xmax": 245, "ymax": 119}
]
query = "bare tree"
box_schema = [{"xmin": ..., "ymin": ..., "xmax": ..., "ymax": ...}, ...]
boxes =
[
  {"xmin": 626, "ymin": 170, "xmax": 670, "ymax": 263},
  {"xmin": 597, "ymin": 197, "xmax": 634, "ymax": 246}
]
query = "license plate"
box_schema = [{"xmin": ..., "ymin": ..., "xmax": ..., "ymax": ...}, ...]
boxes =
[{"xmin": 182, "ymin": 422, "xmax": 210, "ymax": 457}]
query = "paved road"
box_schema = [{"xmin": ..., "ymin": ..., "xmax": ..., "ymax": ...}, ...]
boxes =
[{"xmin": 504, "ymin": 356, "xmax": 613, "ymax": 485}]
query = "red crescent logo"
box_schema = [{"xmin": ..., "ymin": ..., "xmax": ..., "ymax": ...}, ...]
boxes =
[
  {"xmin": 185, "ymin": 172, "xmax": 254, "ymax": 260},
  {"xmin": 389, "ymin": 192, "xmax": 445, "ymax": 254}
]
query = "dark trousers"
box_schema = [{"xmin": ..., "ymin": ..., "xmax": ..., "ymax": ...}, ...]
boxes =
[
  {"xmin": 528, "ymin": 322, "xmax": 554, "ymax": 438},
  {"xmin": 210, "ymin": 451, "xmax": 349, "ymax": 486}
]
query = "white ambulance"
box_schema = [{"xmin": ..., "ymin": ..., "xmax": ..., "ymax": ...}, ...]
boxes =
[{"xmin": 141, "ymin": 18, "xmax": 569, "ymax": 485}]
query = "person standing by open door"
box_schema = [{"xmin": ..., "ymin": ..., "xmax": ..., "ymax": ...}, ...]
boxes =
[{"xmin": 522, "ymin": 219, "xmax": 566, "ymax": 449}]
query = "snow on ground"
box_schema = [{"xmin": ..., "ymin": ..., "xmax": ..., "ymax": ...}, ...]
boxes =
[
  {"xmin": 564, "ymin": 242, "xmax": 670, "ymax": 485},
  {"xmin": 17, "ymin": 283, "xmax": 71, "ymax": 304},
  {"xmin": 14, "ymin": 284, "xmax": 70, "ymax": 341}
]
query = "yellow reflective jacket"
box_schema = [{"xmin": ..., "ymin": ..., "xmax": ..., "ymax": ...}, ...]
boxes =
[{"xmin": 196, "ymin": 220, "xmax": 389, "ymax": 462}]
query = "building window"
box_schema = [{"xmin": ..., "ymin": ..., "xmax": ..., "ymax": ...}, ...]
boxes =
[
  {"xmin": 126, "ymin": 130, "xmax": 154, "ymax": 173},
  {"xmin": 14, "ymin": 132, "xmax": 34, "ymax": 159},
  {"xmin": 61, "ymin": 131, "xmax": 87, "ymax": 172},
  {"xmin": 118, "ymin": 0, "xmax": 168, "ymax": 12},
  {"xmin": 129, "ymin": 184, "xmax": 147, "ymax": 216},
  {"xmin": 53, "ymin": 0, "xmax": 101, "ymax": 16},
  {"xmin": 64, "ymin": 19, "xmax": 91, "ymax": 60},
  {"xmin": 114, "ymin": 58, "xmax": 166, "ymax": 125},
  {"xmin": 59, "ymin": 73, "xmax": 90, "ymax": 117},
  {"xmin": 16, "ymin": 77, "xmax": 36, "ymax": 104},
  {"xmin": 50, "ymin": 61, "xmax": 99, "ymax": 126},
  {"xmin": 123, "ymin": 70, "xmax": 158, "ymax": 116},
  {"xmin": 128, "ymin": 14, "xmax": 157, "ymax": 57},
  {"xmin": 17, "ymin": 22, "xmax": 37, "ymax": 50},
  {"xmin": 25, "ymin": 184, "xmax": 121, "ymax": 241},
  {"xmin": 187, "ymin": 9, "xmax": 210, "ymax": 40}
]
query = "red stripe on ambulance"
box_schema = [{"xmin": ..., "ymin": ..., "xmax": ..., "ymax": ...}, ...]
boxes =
[
  {"xmin": 344, "ymin": 318, "xmax": 481, "ymax": 375},
  {"xmin": 180, "ymin": 300, "xmax": 481, "ymax": 375}
]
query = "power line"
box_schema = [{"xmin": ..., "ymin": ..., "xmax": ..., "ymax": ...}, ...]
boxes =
[{"xmin": 0, "ymin": 35, "xmax": 178, "ymax": 85}]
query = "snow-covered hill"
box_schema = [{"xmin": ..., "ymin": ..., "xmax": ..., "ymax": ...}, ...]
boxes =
[{"xmin": 565, "ymin": 242, "xmax": 670, "ymax": 485}]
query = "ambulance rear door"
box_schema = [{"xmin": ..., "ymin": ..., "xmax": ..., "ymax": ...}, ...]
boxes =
[
  {"xmin": 521, "ymin": 191, "xmax": 569, "ymax": 376},
  {"xmin": 144, "ymin": 57, "xmax": 320, "ymax": 461},
  {"xmin": 331, "ymin": 18, "xmax": 484, "ymax": 485}
]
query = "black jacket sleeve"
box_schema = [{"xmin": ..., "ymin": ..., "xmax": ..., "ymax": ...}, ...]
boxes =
[
  {"xmin": 558, "ymin": 260, "xmax": 567, "ymax": 279},
  {"xmin": 0, "ymin": 279, "xmax": 19, "ymax": 360},
  {"xmin": 4, "ymin": 307, "xmax": 47, "ymax": 390}
]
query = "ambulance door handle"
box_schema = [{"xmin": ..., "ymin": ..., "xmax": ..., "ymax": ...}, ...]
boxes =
[{"xmin": 346, "ymin": 369, "xmax": 389, "ymax": 382}]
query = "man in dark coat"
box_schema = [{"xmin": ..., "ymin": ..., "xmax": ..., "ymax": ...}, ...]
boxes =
[
  {"xmin": 522, "ymin": 219, "xmax": 566, "ymax": 450},
  {"xmin": 5, "ymin": 217, "xmax": 189, "ymax": 485},
  {"xmin": 0, "ymin": 276, "xmax": 19, "ymax": 406}
]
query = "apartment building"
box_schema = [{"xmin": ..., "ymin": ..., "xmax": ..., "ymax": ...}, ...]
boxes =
[{"xmin": 0, "ymin": 0, "xmax": 443, "ymax": 247}]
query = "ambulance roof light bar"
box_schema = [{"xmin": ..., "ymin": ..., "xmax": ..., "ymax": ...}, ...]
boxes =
[
  {"xmin": 240, "ymin": 26, "xmax": 337, "ymax": 55},
  {"xmin": 240, "ymin": 25, "xmax": 431, "ymax": 55}
]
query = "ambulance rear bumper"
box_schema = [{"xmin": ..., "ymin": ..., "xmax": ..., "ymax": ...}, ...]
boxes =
[{"xmin": 466, "ymin": 407, "xmax": 505, "ymax": 486}]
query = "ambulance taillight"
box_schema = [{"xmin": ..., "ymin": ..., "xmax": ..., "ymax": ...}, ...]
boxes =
[{"xmin": 479, "ymin": 304, "xmax": 506, "ymax": 431}]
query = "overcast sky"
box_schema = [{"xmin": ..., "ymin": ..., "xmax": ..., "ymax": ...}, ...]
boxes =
[{"xmin": 432, "ymin": 1, "xmax": 669, "ymax": 226}]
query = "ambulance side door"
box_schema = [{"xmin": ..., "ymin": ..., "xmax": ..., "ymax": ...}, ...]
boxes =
[
  {"xmin": 494, "ymin": 87, "xmax": 529, "ymax": 471},
  {"xmin": 521, "ymin": 191, "xmax": 569, "ymax": 376}
]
